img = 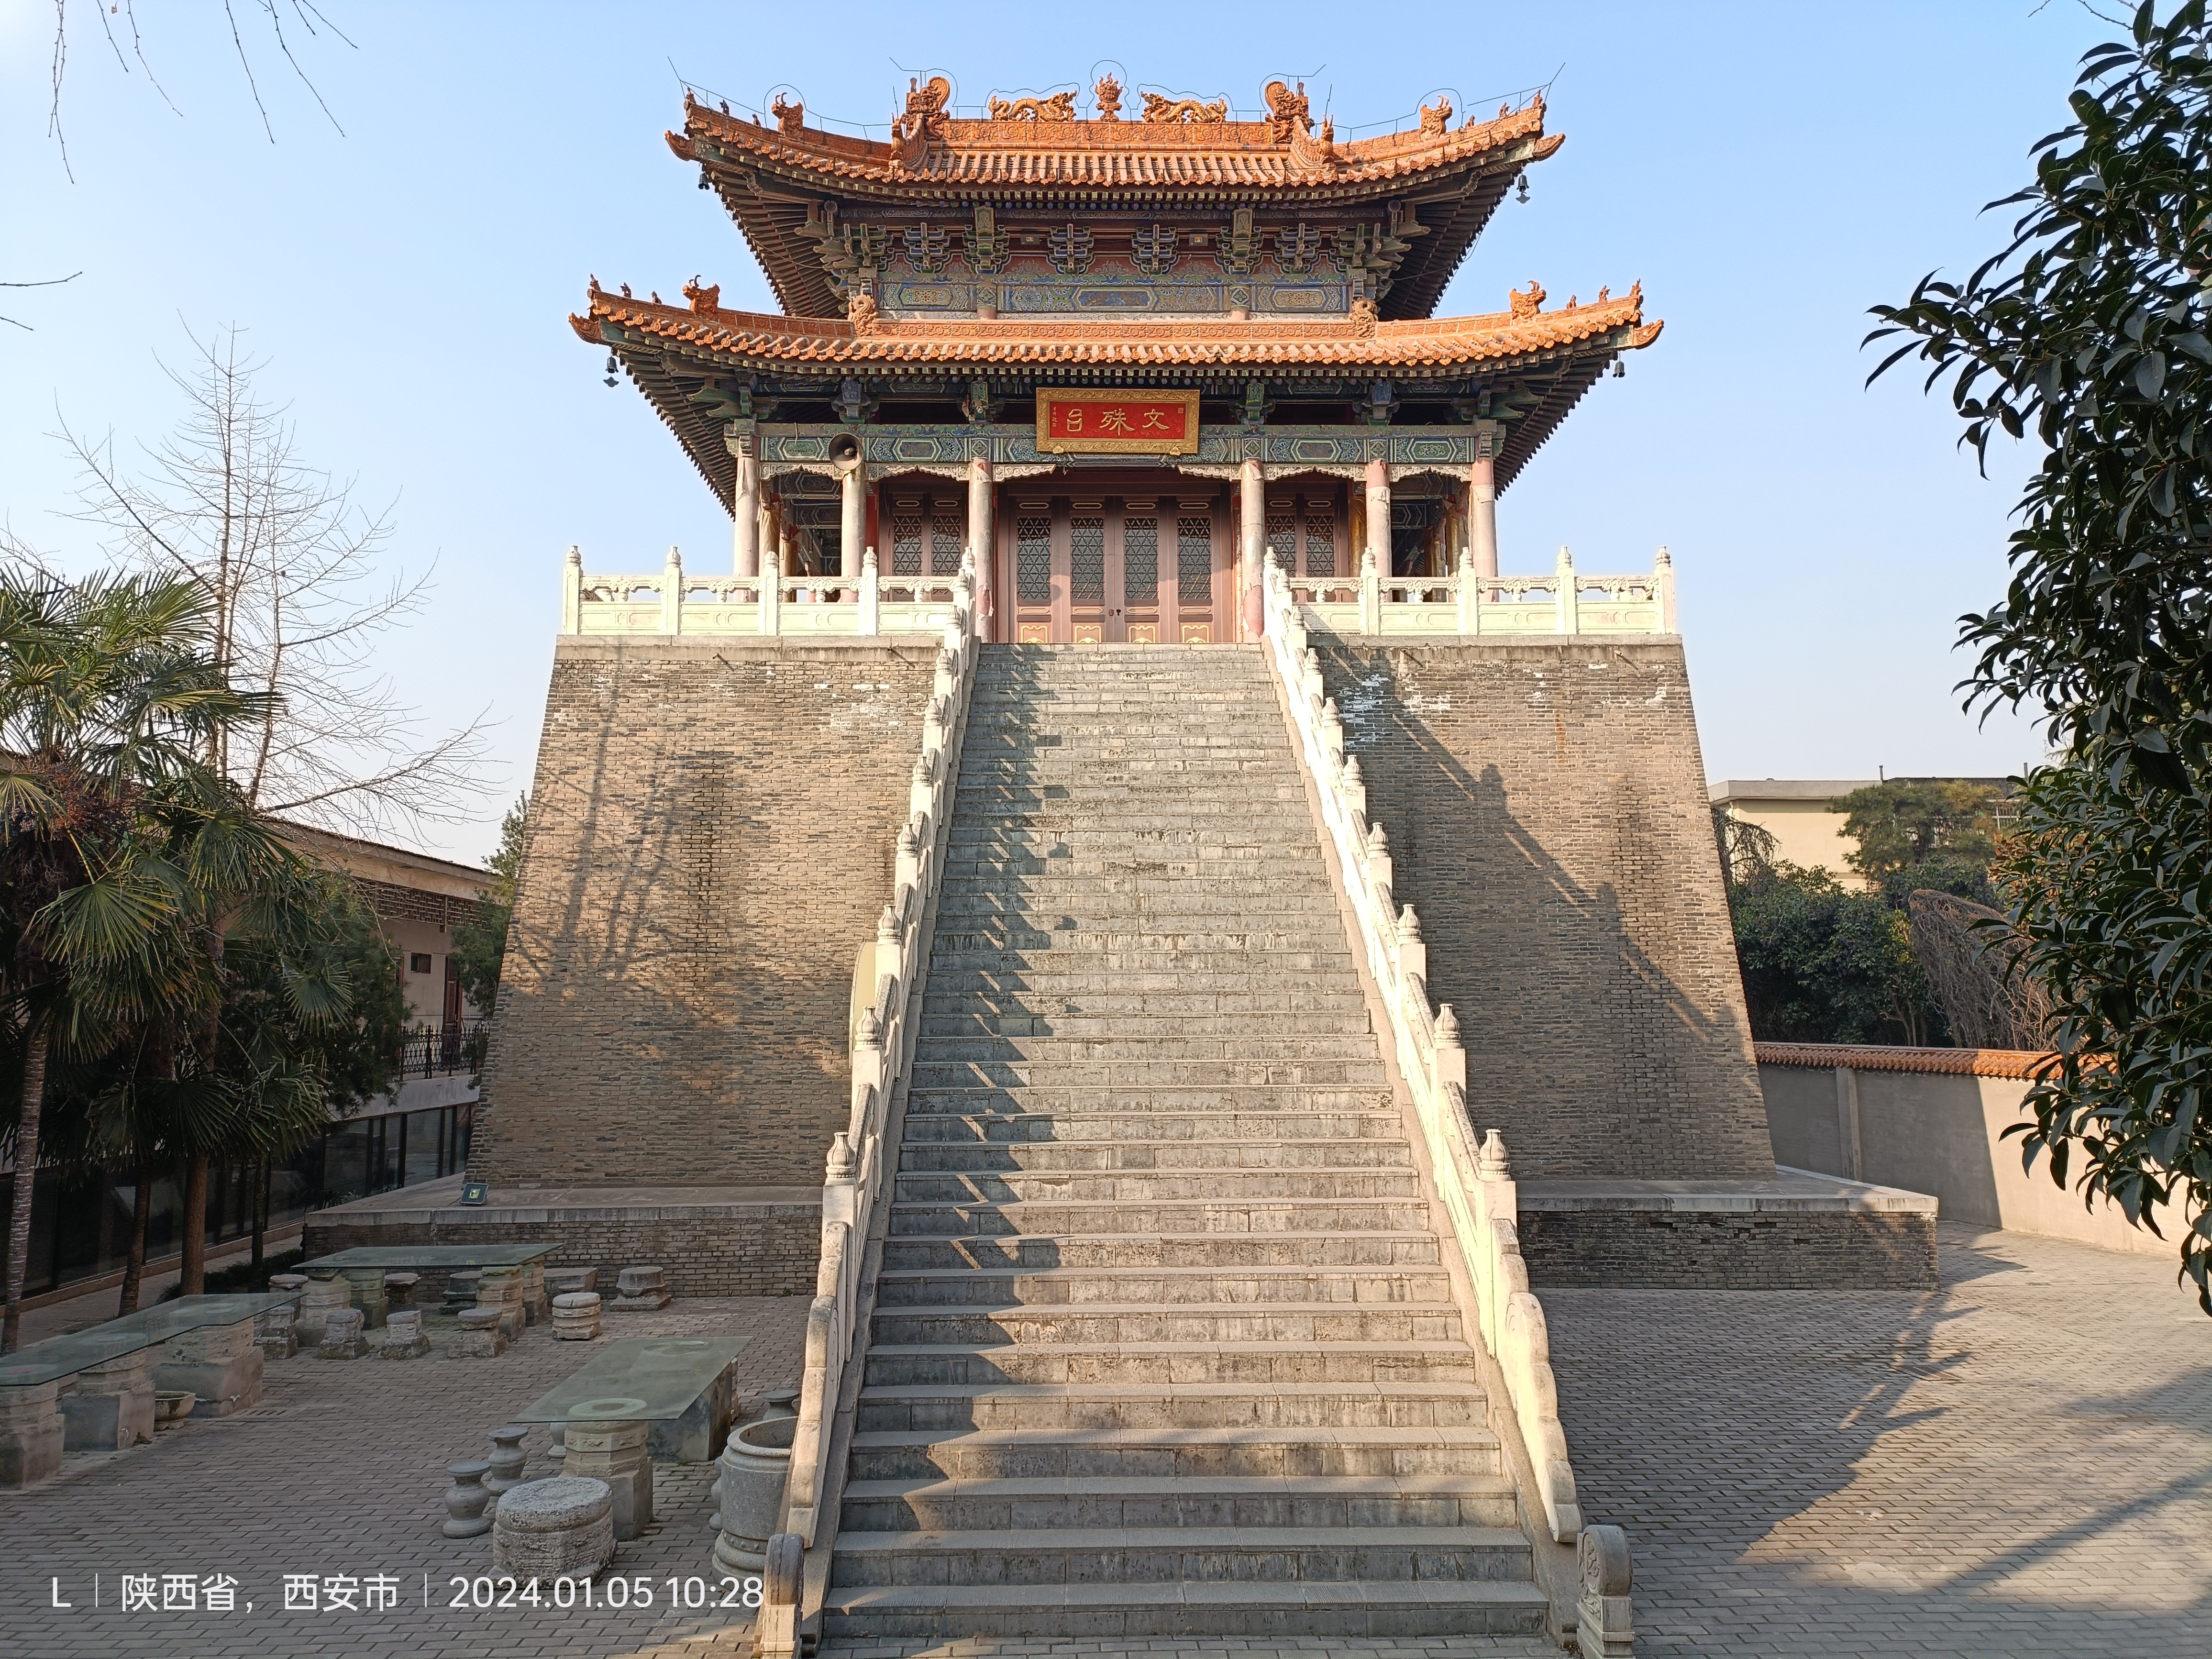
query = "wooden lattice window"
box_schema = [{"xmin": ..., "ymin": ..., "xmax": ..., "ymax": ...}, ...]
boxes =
[
  {"xmin": 1016, "ymin": 515, "xmax": 1052, "ymax": 606},
  {"xmin": 1267, "ymin": 508, "xmax": 1297, "ymax": 572},
  {"xmin": 1123, "ymin": 515, "xmax": 1158, "ymax": 606},
  {"xmin": 1305, "ymin": 509, "xmax": 1338, "ymax": 577},
  {"xmin": 929, "ymin": 508, "xmax": 964, "ymax": 576},
  {"xmin": 1070, "ymin": 515, "xmax": 1105, "ymax": 605},
  {"xmin": 891, "ymin": 513, "xmax": 924, "ymax": 576},
  {"xmin": 1177, "ymin": 516, "xmax": 1213, "ymax": 605}
]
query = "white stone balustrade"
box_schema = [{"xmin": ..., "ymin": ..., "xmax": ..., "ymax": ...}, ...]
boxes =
[
  {"xmin": 561, "ymin": 544, "xmax": 968, "ymax": 640},
  {"xmin": 1260, "ymin": 551, "xmax": 1594, "ymax": 1549},
  {"xmin": 1280, "ymin": 543, "xmax": 1676, "ymax": 639},
  {"xmin": 778, "ymin": 556, "xmax": 980, "ymax": 1560}
]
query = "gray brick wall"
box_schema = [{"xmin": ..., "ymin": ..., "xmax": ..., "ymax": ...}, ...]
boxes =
[
  {"xmin": 1517, "ymin": 1210, "xmax": 1940, "ymax": 1288},
  {"xmin": 301, "ymin": 1210, "xmax": 822, "ymax": 1297},
  {"xmin": 1311, "ymin": 635, "xmax": 1771, "ymax": 1180},
  {"xmin": 473, "ymin": 636, "xmax": 936, "ymax": 1187}
]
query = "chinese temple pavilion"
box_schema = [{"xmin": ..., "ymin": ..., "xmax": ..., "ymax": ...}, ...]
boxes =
[{"xmin": 570, "ymin": 72, "xmax": 1659, "ymax": 643}]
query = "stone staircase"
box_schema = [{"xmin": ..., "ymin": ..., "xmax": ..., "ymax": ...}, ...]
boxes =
[{"xmin": 822, "ymin": 644, "xmax": 1547, "ymax": 1642}]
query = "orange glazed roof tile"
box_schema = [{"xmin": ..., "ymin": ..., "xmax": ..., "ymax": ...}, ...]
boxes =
[
  {"xmin": 1754, "ymin": 1042, "xmax": 2061, "ymax": 1081},
  {"xmin": 568, "ymin": 282, "xmax": 1659, "ymax": 372},
  {"xmin": 671, "ymin": 92, "xmax": 1563, "ymax": 192}
]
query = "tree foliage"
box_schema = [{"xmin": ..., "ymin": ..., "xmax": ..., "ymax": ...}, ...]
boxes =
[
  {"xmin": 1868, "ymin": 2, "xmax": 2212, "ymax": 1307},
  {"xmin": 448, "ymin": 793, "xmax": 526, "ymax": 1019},
  {"xmin": 1728, "ymin": 864, "xmax": 1935, "ymax": 1046}
]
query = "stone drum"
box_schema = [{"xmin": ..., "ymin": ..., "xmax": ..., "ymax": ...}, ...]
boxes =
[
  {"xmin": 380, "ymin": 1309, "xmax": 430, "ymax": 1360},
  {"xmin": 454, "ymin": 1306, "xmax": 509, "ymax": 1360},
  {"xmin": 493, "ymin": 1476, "xmax": 615, "ymax": 1582},
  {"xmin": 713, "ymin": 1413, "xmax": 796, "ymax": 1573},
  {"xmin": 552, "ymin": 1292, "xmax": 601, "ymax": 1341}
]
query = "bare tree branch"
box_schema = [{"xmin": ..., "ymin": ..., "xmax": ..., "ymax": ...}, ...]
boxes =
[
  {"xmin": 53, "ymin": 324, "xmax": 499, "ymax": 844},
  {"xmin": 0, "ymin": 271, "xmax": 82, "ymax": 332}
]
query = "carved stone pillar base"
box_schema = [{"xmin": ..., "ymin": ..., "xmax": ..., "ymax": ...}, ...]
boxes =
[{"xmin": 563, "ymin": 1420, "xmax": 653, "ymax": 1540}]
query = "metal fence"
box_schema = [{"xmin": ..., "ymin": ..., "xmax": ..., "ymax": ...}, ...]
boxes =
[{"xmin": 398, "ymin": 1021, "xmax": 489, "ymax": 1079}]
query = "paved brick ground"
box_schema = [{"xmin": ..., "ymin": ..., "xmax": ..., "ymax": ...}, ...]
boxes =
[
  {"xmin": 9, "ymin": 1225, "xmax": 2206, "ymax": 1659},
  {"xmin": 1543, "ymin": 1221, "xmax": 2212, "ymax": 1658},
  {"xmin": 0, "ymin": 1295, "xmax": 810, "ymax": 1658}
]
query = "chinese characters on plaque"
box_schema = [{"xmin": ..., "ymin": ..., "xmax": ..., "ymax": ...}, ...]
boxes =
[{"xmin": 1035, "ymin": 389, "xmax": 1201, "ymax": 455}]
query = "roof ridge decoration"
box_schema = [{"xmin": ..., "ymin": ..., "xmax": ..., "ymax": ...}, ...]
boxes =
[{"xmin": 675, "ymin": 79, "xmax": 1559, "ymax": 188}]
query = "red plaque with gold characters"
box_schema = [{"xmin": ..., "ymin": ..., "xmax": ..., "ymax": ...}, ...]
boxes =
[{"xmin": 1035, "ymin": 388, "xmax": 1201, "ymax": 456}]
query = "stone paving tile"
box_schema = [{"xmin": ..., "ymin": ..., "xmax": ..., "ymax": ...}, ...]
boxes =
[
  {"xmin": 1543, "ymin": 1222, "xmax": 2212, "ymax": 1658},
  {"xmin": 0, "ymin": 1295, "xmax": 809, "ymax": 1659}
]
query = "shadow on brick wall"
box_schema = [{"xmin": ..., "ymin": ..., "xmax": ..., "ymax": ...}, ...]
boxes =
[{"xmin": 1313, "ymin": 639, "xmax": 1771, "ymax": 1180}]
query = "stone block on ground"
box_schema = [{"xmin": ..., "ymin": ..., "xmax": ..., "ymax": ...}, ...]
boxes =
[
  {"xmin": 382, "ymin": 1272, "xmax": 421, "ymax": 1308},
  {"xmin": 317, "ymin": 1307, "xmax": 368, "ymax": 1360},
  {"xmin": 544, "ymin": 1266, "xmax": 598, "ymax": 1296},
  {"xmin": 551, "ymin": 1291, "xmax": 601, "ymax": 1341},
  {"xmin": 60, "ymin": 1351, "xmax": 156, "ymax": 1450},
  {"xmin": 255, "ymin": 1304, "xmax": 299, "ymax": 1360},
  {"xmin": 1, "ymin": 1382, "xmax": 67, "ymax": 1487},
  {"xmin": 610, "ymin": 1265, "xmax": 671, "ymax": 1312},
  {"xmin": 561, "ymin": 1420, "xmax": 652, "ymax": 1540},
  {"xmin": 297, "ymin": 1274, "xmax": 351, "ymax": 1345},
  {"xmin": 157, "ymin": 1318, "xmax": 266, "ymax": 1415},
  {"xmin": 378, "ymin": 1308, "xmax": 431, "ymax": 1359},
  {"xmin": 492, "ymin": 1475, "xmax": 615, "ymax": 1582},
  {"xmin": 453, "ymin": 1306, "xmax": 509, "ymax": 1359},
  {"xmin": 649, "ymin": 1354, "xmax": 737, "ymax": 1463}
]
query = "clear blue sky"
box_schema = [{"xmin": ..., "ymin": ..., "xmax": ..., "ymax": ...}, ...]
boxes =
[{"xmin": 2, "ymin": 2, "xmax": 2112, "ymax": 862}]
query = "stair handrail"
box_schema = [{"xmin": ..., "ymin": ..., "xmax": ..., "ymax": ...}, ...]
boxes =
[
  {"xmin": 1259, "ymin": 551, "xmax": 1586, "ymax": 1546},
  {"xmin": 780, "ymin": 553, "xmax": 980, "ymax": 1548}
]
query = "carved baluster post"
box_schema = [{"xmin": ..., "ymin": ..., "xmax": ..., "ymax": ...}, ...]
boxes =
[
  {"xmin": 662, "ymin": 546, "xmax": 684, "ymax": 637},
  {"xmin": 1457, "ymin": 549, "xmax": 1480, "ymax": 636},
  {"xmin": 1654, "ymin": 545, "xmax": 1677, "ymax": 633},
  {"xmin": 1556, "ymin": 545, "xmax": 1580, "ymax": 636},
  {"xmin": 859, "ymin": 548, "xmax": 881, "ymax": 635},
  {"xmin": 1359, "ymin": 549, "xmax": 1381, "ymax": 636},
  {"xmin": 760, "ymin": 551, "xmax": 782, "ymax": 636},
  {"xmin": 562, "ymin": 546, "xmax": 583, "ymax": 635}
]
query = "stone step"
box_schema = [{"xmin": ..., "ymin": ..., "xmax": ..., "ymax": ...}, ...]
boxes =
[
  {"xmin": 903, "ymin": 1084, "xmax": 1394, "ymax": 1111},
  {"xmin": 867, "ymin": 1304, "xmax": 1465, "ymax": 1350},
  {"xmin": 839, "ymin": 1471, "xmax": 1519, "ymax": 1533},
  {"xmin": 898, "ymin": 1071, "xmax": 1380, "ymax": 1097},
  {"xmin": 897, "ymin": 1110, "xmax": 1407, "ymax": 1144},
  {"xmin": 888, "ymin": 1199, "xmax": 1436, "ymax": 1237},
  {"xmin": 828, "ymin": 1522, "xmax": 1530, "ymax": 1586},
  {"xmin": 919, "ymin": 971, "xmax": 1366, "ymax": 997},
  {"xmin": 881, "ymin": 1231, "xmax": 1441, "ymax": 1272},
  {"xmin": 890, "ymin": 1169, "xmax": 1417, "ymax": 1205},
  {"xmin": 855, "ymin": 1381, "xmax": 1485, "ymax": 1434},
  {"xmin": 862, "ymin": 1340, "xmax": 1479, "ymax": 1389},
  {"xmin": 917, "ymin": 989, "xmax": 1370, "ymax": 1018},
  {"xmin": 873, "ymin": 1264, "xmax": 1450, "ymax": 1310},
  {"xmin": 925, "ymin": 945, "xmax": 1359, "ymax": 969},
  {"xmin": 846, "ymin": 1422, "xmax": 1497, "ymax": 1483},
  {"xmin": 817, "ymin": 1579, "xmax": 1549, "ymax": 1640},
  {"xmin": 894, "ymin": 1139, "xmax": 1412, "ymax": 1174},
  {"xmin": 908, "ymin": 1037, "xmax": 1382, "ymax": 1065}
]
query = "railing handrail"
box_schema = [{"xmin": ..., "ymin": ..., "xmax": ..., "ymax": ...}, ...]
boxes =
[
  {"xmin": 561, "ymin": 545, "xmax": 965, "ymax": 640},
  {"xmin": 778, "ymin": 552, "xmax": 979, "ymax": 1552},
  {"xmin": 1259, "ymin": 549, "xmax": 1588, "ymax": 1548}
]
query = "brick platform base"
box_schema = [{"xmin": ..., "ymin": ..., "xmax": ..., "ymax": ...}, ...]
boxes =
[
  {"xmin": 302, "ymin": 1177, "xmax": 821, "ymax": 1297},
  {"xmin": 1514, "ymin": 1169, "xmax": 1940, "ymax": 1289}
]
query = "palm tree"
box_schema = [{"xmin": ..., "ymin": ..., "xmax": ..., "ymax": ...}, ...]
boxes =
[{"xmin": 1, "ymin": 570, "xmax": 276, "ymax": 1351}]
